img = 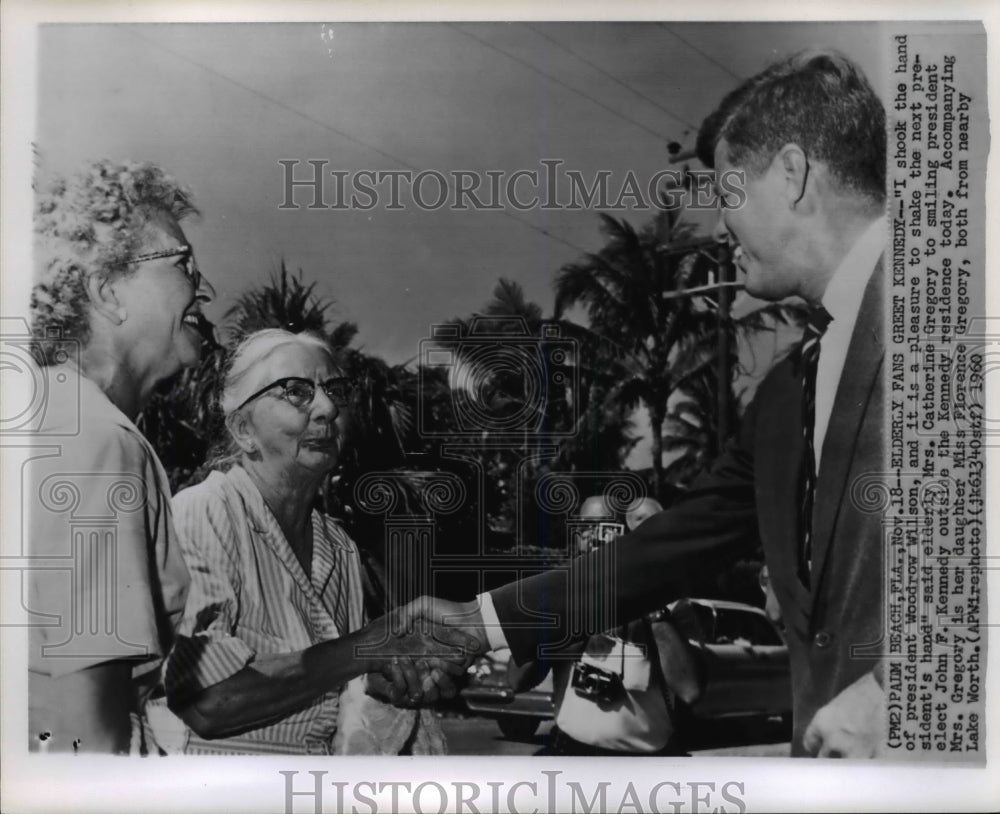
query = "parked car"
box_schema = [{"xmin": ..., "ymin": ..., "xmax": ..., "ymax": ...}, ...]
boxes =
[
  {"xmin": 669, "ymin": 598, "xmax": 791, "ymax": 724},
  {"xmin": 459, "ymin": 649, "xmax": 554, "ymax": 740},
  {"xmin": 459, "ymin": 598, "xmax": 790, "ymax": 739}
]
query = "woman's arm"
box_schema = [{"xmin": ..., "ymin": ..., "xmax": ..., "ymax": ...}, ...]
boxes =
[
  {"xmin": 173, "ymin": 619, "xmax": 471, "ymax": 739},
  {"xmin": 167, "ymin": 486, "xmax": 475, "ymax": 739}
]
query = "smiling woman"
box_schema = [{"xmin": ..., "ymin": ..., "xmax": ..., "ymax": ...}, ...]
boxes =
[
  {"xmin": 27, "ymin": 159, "xmax": 216, "ymax": 753},
  {"xmin": 153, "ymin": 330, "xmax": 463, "ymax": 755}
]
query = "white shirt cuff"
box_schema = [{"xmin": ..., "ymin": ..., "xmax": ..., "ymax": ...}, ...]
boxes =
[{"xmin": 476, "ymin": 592, "xmax": 510, "ymax": 652}]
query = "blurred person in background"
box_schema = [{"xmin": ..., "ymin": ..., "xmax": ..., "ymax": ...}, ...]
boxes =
[{"xmin": 514, "ymin": 495, "xmax": 702, "ymax": 757}]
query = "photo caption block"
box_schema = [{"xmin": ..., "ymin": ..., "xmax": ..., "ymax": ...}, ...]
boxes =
[{"xmin": 886, "ymin": 23, "xmax": 988, "ymax": 762}]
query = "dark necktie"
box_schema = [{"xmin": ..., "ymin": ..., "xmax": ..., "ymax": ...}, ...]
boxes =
[{"xmin": 798, "ymin": 306, "xmax": 833, "ymax": 587}]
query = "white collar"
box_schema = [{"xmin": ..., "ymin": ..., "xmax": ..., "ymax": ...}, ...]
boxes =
[
  {"xmin": 223, "ymin": 464, "xmax": 352, "ymax": 552},
  {"xmin": 821, "ymin": 216, "xmax": 886, "ymax": 321},
  {"xmin": 58, "ymin": 362, "xmax": 143, "ymax": 434}
]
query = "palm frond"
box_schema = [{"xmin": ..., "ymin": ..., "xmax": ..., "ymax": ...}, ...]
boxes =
[{"xmin": 226, "ymin": 260, "xmax": 335, "ymax": 341}]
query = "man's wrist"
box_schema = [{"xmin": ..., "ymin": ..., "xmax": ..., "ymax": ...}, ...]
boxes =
[
  {"xmin": 475, "ymin": 592, "xmax": 510, "ymax": 652},
  {"xmin": 457, "ymin": 600, "xmax": 490, "ymax": 655}
]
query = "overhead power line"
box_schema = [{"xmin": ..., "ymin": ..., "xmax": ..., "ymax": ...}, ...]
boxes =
[
  {"xmin": 123, "ymin": 26, "xmax": 592, "ymax": 257},
  {"xmin": 657, "ymin": 24, "xmax": 743, "ymax": 82},
  {"xmin": 521, "ymin": 22, "xmax": 697, "ymax": 132},
  {"xmin": 446, "ymin": 23, "xmax": 670, "ymax": 142}
]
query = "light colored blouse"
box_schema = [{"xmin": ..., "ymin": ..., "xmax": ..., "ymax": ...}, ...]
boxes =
[
  {"xmin": 162, "ymin": 465, "xmax": 443, "ymax": 755},
  {"xmin": 27, "ymin": 365, "xmax": 189, "ymax": 750}
]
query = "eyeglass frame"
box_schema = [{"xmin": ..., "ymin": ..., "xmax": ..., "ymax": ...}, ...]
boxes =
[
  {"xmin": 128, "ymin": 244, "xmax": 202, "ymax": 289},
  {"xmin": 234, "ymin": 375, "xmax": 354, "ymax": 413}
]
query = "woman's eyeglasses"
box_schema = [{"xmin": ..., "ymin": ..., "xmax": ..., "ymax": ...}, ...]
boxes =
[
  {"xmin": 129, "ymin": 245, "xmax": 201, "ymax": 288},
  {"xmin": 235, "ymin": 376, "xmax": 353, "ymax": 412}
]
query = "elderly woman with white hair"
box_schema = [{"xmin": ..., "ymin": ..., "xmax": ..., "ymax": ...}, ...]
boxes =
[{"xmin": 159, "ymin": 329, "xmax": 468, "ymax": 755}]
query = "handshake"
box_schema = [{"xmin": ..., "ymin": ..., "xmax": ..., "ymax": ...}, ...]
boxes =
[{"xmin": 357, "ymin": 597, "xmax": 492, "ymax": 707}]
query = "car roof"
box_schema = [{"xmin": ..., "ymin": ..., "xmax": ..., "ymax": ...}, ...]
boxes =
[{"xmin": 681, "ymin": 598, "xmax": 767, "ymax": 614}]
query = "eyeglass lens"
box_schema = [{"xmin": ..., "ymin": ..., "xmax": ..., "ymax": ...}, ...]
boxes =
[{"xmin": 280, "ymin": 378, "xmax": 351, "ymax": 408}]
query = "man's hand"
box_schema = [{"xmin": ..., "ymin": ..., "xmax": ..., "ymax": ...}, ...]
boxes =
[
  {"xmin": 363, "ymin": 595, "xmax": 491, "ymax": 707},
  {"xmin": 365, "ymin": 672, "xmax": 431, "ymax": 708},
  {"xmin": 359, "ymin": 616, "xmax": 479, "ymax": 705},
  {"xmin": 803, "ymin": 671, "xmax": 886, "ymax": 758},
  {"xmin": 393, "ymin": 596, "xmax": 490, "ymax": 657}
]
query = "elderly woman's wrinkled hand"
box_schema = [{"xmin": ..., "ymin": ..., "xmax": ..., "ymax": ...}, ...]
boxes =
[{"xmin": 362, "ymin": 619, "xmax": 478, "ymax": 707}]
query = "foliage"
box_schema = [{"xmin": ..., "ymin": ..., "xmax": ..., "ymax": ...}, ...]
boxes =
[
  {"xmin": 140, "ymin": 262, "xmax": 366, "ymax": 491},
  {"xmin": 556, "ymin": 201, "xmax": 809, "ymax": 496},
  {"xmin": 137, "ymin": 343, "xmax": 227, "ymax": 492},
  {"xmin": 137, "ymin": 223, "xmax": 803, "ymax": 609},
  {"xmin": 225, "ymin": 261, "xmax": 352, "ymax": 345},
  {"xmin": 554, "ymin": 207, "xmax": 722, "ymax": 499}
]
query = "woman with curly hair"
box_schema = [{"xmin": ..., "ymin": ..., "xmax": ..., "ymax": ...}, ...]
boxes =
[
  {"xmin": 28, "ymin": 163, "xmax": 468, "ymax": 755},
  {"xmin": 27, "ymin": 159, "xmax": 216, "ymax": 753}
]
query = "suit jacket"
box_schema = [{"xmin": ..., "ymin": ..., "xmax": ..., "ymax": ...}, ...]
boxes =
[{"xmin": 491, "ymin": 262, "xmax": 885, "ymax": 756}]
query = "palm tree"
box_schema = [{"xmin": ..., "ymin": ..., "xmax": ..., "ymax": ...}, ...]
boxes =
[
  {"xmin": 431, "ymin": 278, "xmax": 578, "ymax": 450},
  {"xmin": 226, "ymin": 260, "xmax": 357, "ymax": 348},
  {"xmin": 140, "ymin": 262, "xmax": 407, "ymax": 489},
  {"xmin": 417, "ymin": 279, "xmax": 639, "ymax": 551},
  {"xmin": 660, "ymin": 365, "xmax": 737, "ymax": 488},
  {"xmin": 555, "ymin": 207, "xmax": 722, "ymax": 499},
  {"xmin": 555, "ymin": 201, "xmax": 811, "ymax": 497},
  {"xmin": 226, "ymin": 263, "xmax": 423, "ymax": 477},
  {"xmin": 478, "ymin": 277, "xmax": 544, "ymax": 323},
  {"xmin": 138, "ymin": 343, "xmax": 228, "ymax": 491}
]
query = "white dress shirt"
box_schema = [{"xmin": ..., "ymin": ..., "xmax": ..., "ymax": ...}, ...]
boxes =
[{"xmin": 813, "ymin": 216, "xmax": 886, "ymax": 469}]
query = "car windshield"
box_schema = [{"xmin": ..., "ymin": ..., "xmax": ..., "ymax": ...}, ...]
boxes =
[
  {"xmin": 670, "ymin": 600, "xmax": 716, "ymax": 642},
  {"xmin": 713, "ymin": 607, "xmax": 782, "ymax": 646}
]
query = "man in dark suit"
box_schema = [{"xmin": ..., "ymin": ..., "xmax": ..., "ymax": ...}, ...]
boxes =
[{"xmin": 403, "ymin": 50, "xmax": 888, "ymax": 758}]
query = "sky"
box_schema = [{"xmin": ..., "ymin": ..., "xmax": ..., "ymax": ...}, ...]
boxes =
[{"xmin": 36, "ymin": 21, "xmax": 891, "ymax": 367}]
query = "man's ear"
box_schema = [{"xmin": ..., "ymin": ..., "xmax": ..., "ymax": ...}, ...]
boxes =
[
  {"xmin": 778, "ymin": 143, "xmax": 810, "ymax": 208},
  {"xmin": 84, "ymin": 272, "xmax": 126, "ymax": 326}
]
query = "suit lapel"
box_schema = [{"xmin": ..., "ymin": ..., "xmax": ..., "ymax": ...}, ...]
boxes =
[
  {"xmin": 754, "ymin": 357, "xmax": 812, "ymax": 638},
  {"xmin": 808, "ymin": 261, "xmax": 884, "ymax": 602}
]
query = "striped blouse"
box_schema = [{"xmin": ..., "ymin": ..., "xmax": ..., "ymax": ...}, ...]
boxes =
[{"xmin": 164, "ymin": 465, "xmax": 364, "ymax": 755}]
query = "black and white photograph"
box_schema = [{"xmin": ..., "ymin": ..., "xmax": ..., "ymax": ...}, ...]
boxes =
[{"xmin": 0, "ymin": 2, "xmax": 995, "ymax": 812}]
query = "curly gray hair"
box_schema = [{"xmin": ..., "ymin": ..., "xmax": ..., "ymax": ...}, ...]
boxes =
[{"xmin": 31, "ymin": 159, "xmax": 199, "ymax": 363}]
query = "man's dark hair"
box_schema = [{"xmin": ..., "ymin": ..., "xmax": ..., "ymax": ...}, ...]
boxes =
[{"xmin": 696, "ymin": 49, "xmax": 886, "ymax": 205}]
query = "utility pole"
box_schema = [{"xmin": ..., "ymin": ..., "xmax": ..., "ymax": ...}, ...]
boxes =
[
  {"xmin": 714, "ymin": 242, "xmax": 733, "ymax": 452},
  {"xmin": 665, "ymin": 143, "xmax": 737, "ymax": 455}
]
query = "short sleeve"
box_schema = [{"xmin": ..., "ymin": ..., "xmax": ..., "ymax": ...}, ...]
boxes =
[
  {"xmin": 27, "ymin": 427, "xmax": 165, "ymax": 677},
  {"xmin": 164, "ymin": 485, "xmax": 255, "ymax": 705}
]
